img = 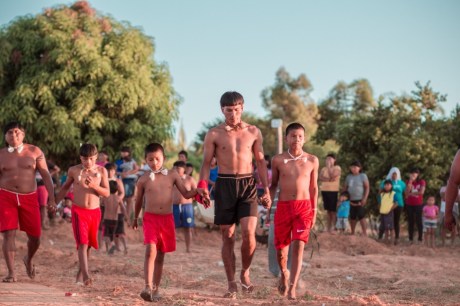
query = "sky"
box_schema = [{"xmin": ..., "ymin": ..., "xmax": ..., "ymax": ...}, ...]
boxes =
[{"xmin": 1, "ymin": 0, "xmax": 459, "ymax": 147}]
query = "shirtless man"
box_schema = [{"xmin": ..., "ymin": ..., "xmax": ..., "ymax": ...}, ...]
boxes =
[
  {"xmin": 172, "ymin": 160, "xmax": 197, "ymax": 253},
  {"xmin": 269, "ymin": 122, "xmax": 319, "ymax": 300},
  {"xmin": 56, "ymin": 143, "xmax": 109, "ymax": 285},
  {"xmin": 445, "ymin": 149, "xmax": 460, "ymax": 232},
  {"xmin": 0, "ymin": 122, "xmax": 56, "ymax": 283},
  {"xmin": 198, "ymin": 91, "xmax": 272, "ymax": 298}
]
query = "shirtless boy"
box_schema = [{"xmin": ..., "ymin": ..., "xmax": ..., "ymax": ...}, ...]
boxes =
[
  {"xmin": 102, "ymin": 180, "xmax": 126, "ymax": 254},
  {"xmin": 0, "ymin": 122, "xmax": 56, "ymax": 283},
  {"xmin": 172, "ymin": 160, "xmax": 197, "ymax": 253},
  {"xmin": 198, "ymin": 91, "xmax": 271, "ymax": 298},
  {"xmin": 133, "ymin": 143, "xmax": 209, "ymax": 302},
  {"xmin": 269, "ymin": 122, "xmax": 319, "ymax": 300},
  {"xmin": 56, "ymin": 144, "xmax": 109, "ymax": 285}
]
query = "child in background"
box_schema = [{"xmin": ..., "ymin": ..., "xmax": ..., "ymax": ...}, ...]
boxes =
[
  {"xmin": 102, "ymin": 180, "xmax": 126, "ymax": 254},
  {"xmin": 336, "ymin": 191, "xmax": 350, "ymax": 234},
  {"xmin": 379, "ymin": 180, "xmax": 397, "ymax": 244},
  {"xmin": 423, "ymin": 195, "xmax": 439, "ymax": 248}
]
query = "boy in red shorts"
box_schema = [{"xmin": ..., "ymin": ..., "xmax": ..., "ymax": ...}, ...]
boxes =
[
  {"xmin": 269, "ymin": 123, "xmax": 319, "ymax": 300},
  {"xmin": 56, "ymin": 144, "xmax": 109, "ymax": 285},
  {"xmin": 133, "ymin": 143, "xmax": 209, "ymax": 302}
]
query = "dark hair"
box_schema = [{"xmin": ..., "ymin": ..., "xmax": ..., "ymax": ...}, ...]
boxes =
[
  {"xmin": 178, "ymin": 150, "xmax": 188, "ymax": 159},
  {"xmin": 186, "ymin": 162, "xmax": 194, "ymax": 175},
  {"xmin": 410, "ymin": 167, "xmax": 420, "ymax": 174},
  {"xmin": 350, "ymin": 160, "xmax": 362, "ymax": 168},
  {"xmin": 173, "ymin": 160, "xmax": 186, "ymax": 168},
  {"xmin": 120, "ymin": 146, "xmax": 131, "ymax": 154},
  {"xmin": 105, "ymin": 163, "xmax": 116, "ymax": 171},
  {"xmin": 3, "ymin": 121, "xmax": 25, "ymax": 136},
  {"xmin": 79, "ymin": 144, "xmax": 98, "ymax": 157},
  {"xmin": 383, "ymin": 179, "xmax": 393, "ymax": 186},
  {"xmin": 340, "ymin": 191, "xmax": 350, "ymax": 199},
  {"xmin": 144, "ymin": 143, "xmax": 164, "ymax": 158},
  {"xmin": 285, "ymin": 122, "xmax": 305, "ymax": 136},
  {"xmin": 220, "ymin": 91, "xmax": 244, "ymax": 107},
  {"xmin": 109, "ymin": 180, "xmax": 118, "ymax": 194},
  {"xmin": 264, "ymin": 154, "xmax": 272, "ymax": 170},
  {"xmin": 326, "ymin": 153, "xmax": 336, "ymax": 159}
]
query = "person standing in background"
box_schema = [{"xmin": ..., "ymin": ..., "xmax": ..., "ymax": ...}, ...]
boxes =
[{"xmin": 319, "ymin": 153, "xmax": 341, "ymax": 233}]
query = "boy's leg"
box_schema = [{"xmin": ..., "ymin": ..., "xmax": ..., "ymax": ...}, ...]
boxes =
[
  {"xmin": 220, "ymin": 224, "xmax": 238, "ymax": 294},
  {"xmin": 152, "ymin": 251, "xmax": 165, "ymax": 300},
  {"xmin": 239, "ymin": 216, "xmax": 257, "ymax": 290},
  {"xmin": 77, "ymin": 245, "xmax": 93, "ymax": 284},
  {"xmin": 144, "ymin": 244, "xmax": 157, "ymax": 290},
  {"xmin": 350, "ymin": 219, "xmax": 357, "ymax": 235},
  {"xmin": 183, "ymin": 228, "xmax": 192, "ymax": 253},
  {"xmin": 288, "ymin": 240, "xmax": 305, "ymax": 300},
  {"xmin": 276, "ymin": 246, "xmax": 289, "ymax": 296}
]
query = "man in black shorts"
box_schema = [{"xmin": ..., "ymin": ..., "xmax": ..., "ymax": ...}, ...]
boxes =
[{"xmin": 198, "ymin": 91, "xmax": 271, "ymax": 298}]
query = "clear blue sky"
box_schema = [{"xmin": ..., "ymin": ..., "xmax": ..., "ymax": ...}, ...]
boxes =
[{"xmin": 2, "ymin": 1, "xmax": 459, "ymax": 146}]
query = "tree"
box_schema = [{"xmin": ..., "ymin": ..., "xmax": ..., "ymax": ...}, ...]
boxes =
[{"xmin": 0, "ymin": 1, "xmax": 180, "ymax": 166}]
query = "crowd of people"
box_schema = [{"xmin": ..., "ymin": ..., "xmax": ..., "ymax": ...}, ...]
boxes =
[
  {"xmin": 319, "ymin": 157, "xmax": 460, "ymax": 247},
  {"xmin": 1, "ymin": 90, "xmax": 459, "ymax": 302}
]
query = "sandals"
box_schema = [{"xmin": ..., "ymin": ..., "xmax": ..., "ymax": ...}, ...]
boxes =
[
  {"xmin": 241, "ymin": 282, "xmax": 255, "ymax": 293},
  {"xmin": 223, "ymin": 291, "xmax": 237, "ymax": 299}
]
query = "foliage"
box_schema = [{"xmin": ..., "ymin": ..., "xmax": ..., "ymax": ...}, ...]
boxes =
[
  {"xmin": 316, "ymin": 81, "xmax": 453, "ymax": 214},
  {"xmin": 0, "ymin": 1, "xmax": 180, "ymax": 168}
]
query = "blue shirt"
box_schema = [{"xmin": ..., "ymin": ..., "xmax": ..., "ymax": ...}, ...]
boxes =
[
  {"xmin": 337, "ymin": 200, "xmax": 350, "ymax": 218},
  {"xmin": 379, "ymin": 180, "xmax": 406, "ymax": 207}
]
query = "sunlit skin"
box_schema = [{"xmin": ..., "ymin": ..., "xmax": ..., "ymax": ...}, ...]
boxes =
[
  {"xmin": 0, "ymin": 126, "xmax": 56, "ymax": 282},
  {"xmin": 269, "ymin": 127, "xmax": 318, "ymax": 300},
  {"xmin": 55, "ymin": 152, "xmax": 109, "ymax": 285},
  {"xmin": 199, "ymin": 101, "xmax": 271, "ymax": 295},
  {"xmin": 133, "ymin": 149, "xmax": 209, "ymax": 298}
]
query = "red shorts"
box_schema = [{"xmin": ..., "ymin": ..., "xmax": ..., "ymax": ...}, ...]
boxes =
[
  {"xmin": 143, "ymin": 212, "xmax": 176, "ymax": 253},
  {"xmin": 71, "ymin": 205, "xmax": 101, "ymax": 249},
  {"xmin": 0, "ymin": 188, "xmax": 41, "ymax": 237},
  {"xmin": 274, "ymin": 200, "xmax": 314, "ymax": 250},
  {"xmin": 36, "ymin": 185, "xmax": 48, "ymax": 207}
]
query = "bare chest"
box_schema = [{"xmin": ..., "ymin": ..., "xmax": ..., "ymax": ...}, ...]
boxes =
[
  {"xmin": 214, "ymin": 132, "xmax": 255, "ymax": 155},
  {"xmin": 0, "ymin": 153, "xmax": 36, "ymax": 173}
]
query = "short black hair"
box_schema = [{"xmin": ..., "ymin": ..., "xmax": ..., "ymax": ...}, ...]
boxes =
[
  {"xmin": 173, "ymin": 160, "xmax": 186, "ymax": 168},
  {"xmin": 410, "ymin": 167, "xmax": 420, "ymax": 174},
  {"xmin": 285, "ymin": 122, "xmax": 305, "ymax": 136},
  {"xmin": 105, "ymin": 163, "xmax": 116, "ymax": 171},
  {"xmin": 350, "ymin": 160, "xmax": 362, "ymax": 168},
  {"xmin": 384, "ymin": 179, "xmax": 393, "ymax": 186},
  {"xmin": 109, "ymin": 180, "xmax": 118, "ymax": 194},
  {"xmin": 120, "ymin": 146, "xmax": 131, "ymax": 154},
  {"xmin": 178, "ymin": 150, "xmax": 188, "ymax": 159},
  {"xmin": 220, "ymin": 91, "xmax": 244, "ymax": 107},
  {"xmin": 144, "ymin": 143, "xmax": 164, "ymax": 158},
  {"xmin": 340, "ymin": 191, "xmax": 350, "ymax": 199},
  {"xmin": 80, "ymin": 144, "xmax": 98, "ymax": 157},
  {"xmin": 3, "ymin": 121, "xmax": 25, "ymax": 136},
  {"xmin": 326, "ymin": 153, "xmax": 336, "ymax": 159}
]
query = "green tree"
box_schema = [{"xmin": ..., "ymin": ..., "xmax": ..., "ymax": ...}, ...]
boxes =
[{"xmin": 0, "ymin": 1, "xmax": 180, "ymax": 167}]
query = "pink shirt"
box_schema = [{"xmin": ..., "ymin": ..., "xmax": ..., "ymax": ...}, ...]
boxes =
[{"xmin": 423, "ymin": 205, "xmax": 439, "ymax": 219}]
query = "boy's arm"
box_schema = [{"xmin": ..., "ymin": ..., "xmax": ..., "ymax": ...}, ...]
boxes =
[
  {"xmin": 55, "ymin": 168, "xmax": 74, "ymax": 204},
  {"xmin": 116, "ymin": 178, "xmax": 125, "ymax": 199},
  {"xmin": 118, "ymin": 198, "xmax": 128, "ymax": 217},
  {"xmin": 253, "ymin": 128, "xmax": 271, "ymax": 208},
  {"xmin": 175, "ymin": 172, "xmax": 207, "ymax": 201},
  {"xmin": 132, "ymin": 178, "xmax": 145, "ymax": 230},
  {"xmin": 86, "ymin": 168, "xmax": 110, "ymax": 198},
  {"xmin": 309, "ymin": 156, "xmax": 319, "ymax": 228}
]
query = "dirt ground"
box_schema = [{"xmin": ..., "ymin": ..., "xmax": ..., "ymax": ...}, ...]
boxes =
[{"xmin": 1, "ymin": 215, "xmax": 460, "ymax": 306}]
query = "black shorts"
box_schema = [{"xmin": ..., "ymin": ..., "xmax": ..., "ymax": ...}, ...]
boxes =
[
  {"xmin": 115, "ymin": 214, "xmax": 125, "ymax": 235},
  {"xmin": 103, "ymin": 219, "xmax": 118, "ymax": 241},
  {"xmin": 322, "ymin": 191, "xmax": 338, "ymax": 212},
  {"xmin": 214, "ymin": 174, "xmax": 258, "ymax": 225},
  {"xmin": 349, "ymin": 201, "xmax": 366, "ymax": 220}
]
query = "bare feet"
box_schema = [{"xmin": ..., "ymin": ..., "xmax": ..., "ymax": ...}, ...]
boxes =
[
  {"xmin": 2, "ymin": 275, "xmax": 17, "ymax": 283},
  {"xmin": 278, "ymin": 270, "xmax": 289, "ymax": 296},
  {"xmin": 288, "ymin": 283, "xmax": 297, "ymax": 300},
  {"xmin": 152, "ymin": 287, "xmax": 162, "ymax": 302},
  {"xmin": 23, "ymin": 256, "xmax": 36, "ymax": 279}
]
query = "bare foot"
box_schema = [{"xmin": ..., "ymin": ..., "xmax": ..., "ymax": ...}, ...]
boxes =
[
  {"xmin": 278, "ymin": 270, "xmax": 289, "ymax": 296},
  {"xmin": 23, "ymin": 256, "xmax": 35, "ymax": 279},
  {"xmin": 152, "ymin": 288, "xmax": 162, "ymax": 302},
  {"xmin": 288, "ymin": 283, "xmax": 296, "ymax": 300}
]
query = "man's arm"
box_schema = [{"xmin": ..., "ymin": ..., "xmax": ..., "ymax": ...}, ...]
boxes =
[
  {"xmin": 36, "ymin": 150, "xmax": 56, "ymax": 207},
  {"xmin": 362, "ymin": 177, "xmax": 370, "ymax": 205},
  {"xmin": 252, "ymin": 128, "xmax": 271, "ymax": 208},
  {"xmin": 132, "ymin": 178, "xmax": 145, "ymax": 230},
  {"xmin": 309, "ymin": 156, "xmax": 319, "ymax": 228},
  {"xmin": 55, "ymin": 168, "xmax": 74, "ymax": 204},
  {"xmin": 199, "ymin": 131, "xmax": 215, "ymax": 184},
  {"xmin": 446, "ymin": 150, "xmax": 460, "ymax": 230}
]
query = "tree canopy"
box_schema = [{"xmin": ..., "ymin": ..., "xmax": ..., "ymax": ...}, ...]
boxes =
[{"xmin": 0, "ymin": 1, "xmax": 180, "ymax": 166}]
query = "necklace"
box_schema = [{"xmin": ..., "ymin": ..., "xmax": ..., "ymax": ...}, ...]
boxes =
[
  {"xmin": 284, "ymin": 149, "xmax": 307, "ymax": 164},
  {"xmin": 224, "ymin": 121, "xmax": 244, "ymax": 132},
  {"xmin": 78, "ymin": 166, "xmax": 100, "ymax": 182},
  {"xmin": 149, "ymin": 167, "xmax": 168, "ymax": 181},
  {"xmin": 7, "ymin": 143, "xmax": 24, "ymax": 153}
]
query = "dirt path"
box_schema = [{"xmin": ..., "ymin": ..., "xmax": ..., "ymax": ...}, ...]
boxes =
[{"xmin": 1, "ymin": 221, "xmax": 459, "ymax": 305}]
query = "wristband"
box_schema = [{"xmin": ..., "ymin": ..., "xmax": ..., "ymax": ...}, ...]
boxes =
[{"xmin": 195, "ymin": 180, "xmax": 207, "ymax": 204}]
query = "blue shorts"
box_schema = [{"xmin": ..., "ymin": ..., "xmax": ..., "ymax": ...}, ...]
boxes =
[
  {"xmin": 173, "ymin": 204, "xmax": 195, "ymax": 228},
  {"xmin": 122, "ymin": 178, "xmax": 136, "ymax": 198}
]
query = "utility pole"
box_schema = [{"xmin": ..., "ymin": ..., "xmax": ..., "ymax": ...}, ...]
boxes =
[{"xmin": 271, "ymin": 119, "xmax": 283, "ymax": 154}]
